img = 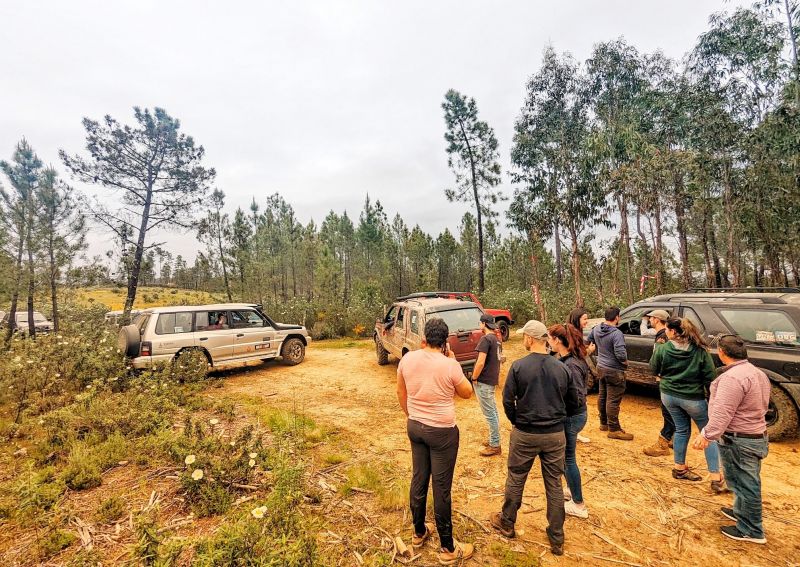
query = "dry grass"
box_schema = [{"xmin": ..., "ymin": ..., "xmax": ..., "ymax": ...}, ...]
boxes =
[{"xmin": 70, "ymin": 287, "xmax": 222, "ymax": 310}]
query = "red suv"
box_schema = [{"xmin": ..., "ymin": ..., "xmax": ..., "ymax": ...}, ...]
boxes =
[{"xmin": 396, "ymin": 292, "xmax": 514, "ymax": 341}]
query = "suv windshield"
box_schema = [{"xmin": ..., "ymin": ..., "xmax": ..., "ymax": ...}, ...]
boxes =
[{"xmin": 432, "ymin": 307, "xmax": 482, "ymax": 333}]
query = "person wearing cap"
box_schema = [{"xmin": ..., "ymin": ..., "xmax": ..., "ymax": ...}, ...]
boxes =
[
  {"xmin": 643, "ymin": 309, "xmax": 676, "ymax": 457},
  {"xmin": 490, "ymin": 320, "xmax": 580, "ymax": 556},
  {"xmin": 472, "ymin": 313, "xmax": 503, "ymax": 457},
  {"xmin": 691, "ymin": 335, "xmax": 770, "ymax": 544}
]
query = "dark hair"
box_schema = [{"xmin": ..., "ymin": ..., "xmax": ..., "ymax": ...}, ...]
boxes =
[
  {"xmin": 548, "ymin": 323, "xmax": 587, "ymax": 358},
  {"xmin": 567, "ymin": 308, "xmax": 587, "ymax": 330},
  {"xmin": 424, "ymin": 318, "xmax": 449, "ymax": 348},
  {"xmin": 666, "ymin": 317, "xmax": 708, "ymax": 350},
  {"xmin": 604, "ymin": 306, "xmax": 621, "ymax": 322},
  {"xmin": 719, "ymin": 335, "xmax": 748, "ymax": 360}
]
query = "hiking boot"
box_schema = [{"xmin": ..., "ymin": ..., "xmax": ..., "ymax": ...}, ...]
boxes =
[
  {"xmin": 412, "ymin": 523, "xmax": 433, "ymax": 548},
  {"xmin": 643, "ymin": 436, "xmax": 671, "ymax": 457},
  {"xmin": 564, "ymin": 499, "xmax": 589, "ymax": 519},
  {"xmin": 437, "ymin": 540, "xmax": 475, "ymax": 564},
  {"xmin": 599, "ymin": 424, "xmax": 609, "ymax": 431},
  {"xmin": 550, "ymin": 543, "xmax": 564, "ymax": 556},
  {"xmin": 721, "ymin": 507, "xmax": 737, "ymax": 522},
  {"xmin": 672, "ymin": 468, "xmax": 702, "ymax": 481},
  {"xmin": 608, "ymin": 430, "xmax": 634, "ymax": 441},
  {"xmin": 490, "ymin": 512, "xmax": 515, "ymax": 538},
  {"xmin": 711, "ymin": 479, "xmax": 730, "ymax": 494},
  {"xmin": 479, "ymin": 445, "xmax": 502, "ymax": 457},
  {"xmin": 720, "ymin": 525, "xmax": 766, "ymax": 545}
]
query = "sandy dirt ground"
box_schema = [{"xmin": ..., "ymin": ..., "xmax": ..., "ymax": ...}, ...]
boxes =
[{"xmin": 215, "ymin": 336, "xmax": 800, "ymax": 567}]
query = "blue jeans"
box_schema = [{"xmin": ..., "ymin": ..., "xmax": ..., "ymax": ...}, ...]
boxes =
[
  {"xmin": 661, "ymin": 393, "xmax": 719, "ymax": 473},
  {"xmin": 564, "ymin": 411, "xmax": 587, "ymax": 504},
  {"xmin": 659, "ymin": 402, "xmax": 675, "ymax": 441},
  {"xmin": 719, "ymin": 434, "xmax": 769, "ymax": 539},
  {"xmin": 474, "ymin": 382, "xmax": 500, "ymax": 447}
]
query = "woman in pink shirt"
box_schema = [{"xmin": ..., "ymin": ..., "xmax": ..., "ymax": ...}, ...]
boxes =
[{"xmin": 397, "ymin": 318, "xmax": 474, "ymax": 564}]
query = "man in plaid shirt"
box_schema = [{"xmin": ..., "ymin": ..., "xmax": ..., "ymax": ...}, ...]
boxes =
[{"xmin": 692, "ymin": 335, "xmax": 771, "ymax": 544}]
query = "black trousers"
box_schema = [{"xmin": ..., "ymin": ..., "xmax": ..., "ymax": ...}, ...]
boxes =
[
  {"xmin": 597, "ymin": 367, "xmax": 626, "ymax": 431},
  {"xmin": 659, "ymin": 401, "xmax": 676, "ymax": 440},
  {"xmin": 407, "ymin": 419, "xmax": 459, "ymax": 552}
]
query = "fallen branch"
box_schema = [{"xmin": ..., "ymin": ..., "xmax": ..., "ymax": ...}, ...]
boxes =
[
  {"xmin": 454, "ymin": 509, "xmax": 490, "ymax": 533},
  {"xmin": 590, "ymin": 554, "xmax": 643, "ymax": 567},
  {"xmin": 592, "ymin": 531, "xmax": 639, "ymax": 560}
]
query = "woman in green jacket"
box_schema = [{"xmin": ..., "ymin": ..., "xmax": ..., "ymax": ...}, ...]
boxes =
[{"xmin": 650, "ymin": 318, "xmax": 725, "ymax": 492}]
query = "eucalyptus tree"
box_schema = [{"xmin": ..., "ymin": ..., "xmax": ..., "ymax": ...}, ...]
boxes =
[
  {"xmin": 442, "ymin": 89, "xmax": 504, "ymax": 293},
  {"xmin": 1, "ymin": 140, "xmax": 43, "ymax": 338},
  {"xmin": 37, "ymin": 167, "xmax": 87, "ymax": 331},
  {"xmin": 61, "ymin": 107, "xmax": 215, "ymax": 321},
  {"xmin": 512, "ymin": 47, "xmax": 607, "ymax": 307}
]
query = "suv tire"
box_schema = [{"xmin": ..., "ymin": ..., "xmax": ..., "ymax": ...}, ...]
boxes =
[
  {"xmin": 497, "ymin": 320, "xmax": 510, "ymax": 342},
  {"xmin": 376, "ymin": 336, "xmax": 389, "ymax": 365},
  {"xmin": 281, "ymin": 337, "xmax": 305, "ymax": 366},
  {"xmin": 767, "ymin": 384, "xmax": 799, "ymax": 440},
  {"xmin": 118, "ymin": 324, "xmax": 141, "ymax": 358}
]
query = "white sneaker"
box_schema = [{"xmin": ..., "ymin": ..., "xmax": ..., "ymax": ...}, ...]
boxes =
[
  {"xmin": 577, "ymin": 434, "xmax": 591, "ymax": 443},
  {"xmin": 564, "ymin": 499, "xmax": 589, "ymax": 519}
]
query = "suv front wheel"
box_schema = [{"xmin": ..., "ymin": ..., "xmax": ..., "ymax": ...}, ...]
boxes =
[
  {"xmin": 375, "ymin": 336, "xmax": 389, "ymax": 365},
  {"xmin": 767, "ymin": 385, "xmax": 799, "ymax": 440},
  {"xmin": 281, "ymin": 337, "xmax": 306, "ymax": 366}
]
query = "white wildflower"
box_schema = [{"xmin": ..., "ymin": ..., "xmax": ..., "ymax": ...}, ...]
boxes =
[
  {"xmin": 184, "ymin": 455, "xmax": 196, "ymax": 465},
  {"xmin": 191, "ymin": 469, "xmax": 204, "ymax": 481}
]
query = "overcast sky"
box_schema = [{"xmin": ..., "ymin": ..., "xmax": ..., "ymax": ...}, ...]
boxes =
[{"xmin": 0, "ymin": 0, "xmax": 747, "ymax": 262}]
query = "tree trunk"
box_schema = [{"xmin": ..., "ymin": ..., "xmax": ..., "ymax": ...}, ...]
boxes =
[
  {"xmin": 722, "ymin": 165, "xmax": 739, "ymax": 286},
  {"xmin": 567, "ymin": 223, "xmax": 583, "ymax": 308},
  {"xmin": 700, "ymin": 208, "xmax": 714, "ymax": 288},
  {"xmin": 5, "ymin": 229, "xmax": 25, "ymax": 342},
  {"xmin": 216, "ymin": 221, "xmax": 232, "ymax": 301},
  {"xmin": 528, "ymin": 233, "xmax": 547, "ymax": 322},
  {"xmin": 123, "ymin": 185, "xmax": 153, "ymax": 323},
  {"xmin": 673, "ymin": 175, "xmax": 691, "ymax": 290},
  {"xmin": 708, "ymin": 222, "xmax": 723, "ymax": 288},
  {"xmin": 617, "ymin": 194, "xmax": 634, "ymax": 303},
  {"xmin": 553, "ymin": 220, "xmax": 563, "ymax": 285},
  {"xmin": 456, "ymin": 117, "xmax": 486, "ymax": 293},
  {"xmin": 652, "ymin": 201, "xmax": 666, "ymax": 294},
  {"xmin": 25, "ymin": 200, "xmax": 35, "ymax": 338},
  {"xmin": 48, "ymin": 218, "xmax": 59, "ymax": 332}
]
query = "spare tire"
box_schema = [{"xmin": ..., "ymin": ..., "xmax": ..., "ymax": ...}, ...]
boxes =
[{"xmin": 118, "ymin": 324, "xmax": 141, "ymax": 358}]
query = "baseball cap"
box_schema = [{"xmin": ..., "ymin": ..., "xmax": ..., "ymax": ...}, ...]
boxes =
[
  {"xmin": 516, "ymin": 319, "xmax": 548, "ymax": 338},
  {"xmin": 479, "ymin": 313, "xmax": 497, "ymax": 329},
  {"xmin": 646, "ymin": 309, "xmax": 669, "ymax": 322}
]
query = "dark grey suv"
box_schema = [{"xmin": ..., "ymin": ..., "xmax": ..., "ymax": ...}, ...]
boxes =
[{"xmin": 602, "ymin": 289, "xmax": 800, "ymax": 440}]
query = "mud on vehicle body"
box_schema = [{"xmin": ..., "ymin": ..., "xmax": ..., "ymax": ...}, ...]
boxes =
[
  {"xmin": 587, "ymin": 289, "xmax": 800, "ymax": 440},
  {"xmin": 374, "ymin": 297, "xmax": 485, "ymax": 374},
  {"xmin": 118, "ymin": 303, "xmax": 311, "ymax": 370},
  {"xmin": 395, "ymin": 291, "xmax": 514, "ymax": 341}
]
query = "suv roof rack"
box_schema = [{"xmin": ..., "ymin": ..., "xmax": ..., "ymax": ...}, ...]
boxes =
[
  {"xmin": 684, "ymin": 287, "xmax": 800, "ymax": 293},
  {"xmin": 395, "ymin": 291, "xmax": 468, "ymax": 301}
]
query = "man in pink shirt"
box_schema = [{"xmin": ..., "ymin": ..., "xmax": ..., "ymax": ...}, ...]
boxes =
[
  {"xmin": 692, "ymin": 335, "xmax": 771, "ymax": 544},
  {"xmin": 397, "ymin": 318, "xmax": 474, "ymax": 564}
]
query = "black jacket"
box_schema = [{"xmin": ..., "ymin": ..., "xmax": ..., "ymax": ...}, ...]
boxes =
[
  {"xmin": 562, "ymin": 354, "xmax": 589, "ymax": 416},
  {"xmin": 502, "ymin": 352, "xmax": 580, "ymax": 433}
]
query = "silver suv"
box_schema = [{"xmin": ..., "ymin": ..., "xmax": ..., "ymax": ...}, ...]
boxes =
[{"xmin": 118, "ymin": 303, "xmax": 311, "ymax": 370}]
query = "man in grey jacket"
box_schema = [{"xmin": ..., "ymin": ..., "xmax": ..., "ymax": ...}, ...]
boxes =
[{"xmin": 587, "ymin": 307, "xmax": 633, "ymax": 440}]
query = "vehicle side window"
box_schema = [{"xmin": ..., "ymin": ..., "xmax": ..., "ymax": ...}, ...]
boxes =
[
  {"xmin": 681, "ymin": 307, "xmax": 705, "ymax": 333},
  {"xmin": 717, "ymin": 309, "xmax": 799, "ymax": 346},
  {"xmin": 385, "ymin": 306, "xmax": 397, "ymax": 323},
  {"xmin": 155, "ymin": 312, "xmax": 194, "ymax": 335},
  {"xmin": 410, "ymin": 310, "xmax": 419, "ymax": 335},
  {"xmin": 195, "ymin": 311, "xmax": 230, "ymax": 331},
  {"xmin": 231, "ymin": 310, "xmax": 266, "ymax": 328},
  {"xmin": 618, "ymin": 307, "xmax": 652, "ymax": 336},
  {"xmin": 397, "ymin": 308, "xmax": 405, "ymax": 329}
]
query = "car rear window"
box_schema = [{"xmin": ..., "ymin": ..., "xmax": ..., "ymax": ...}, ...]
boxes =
[
  {"xmin": 717, "ymin": 309, "xmax": 799, "ymax": 346},
  {"xmin": 431, "ymin": 308, "xmax": 482, "ymax": 333},
  {"xmin": 155, "ymin": 312, "xmax": 194, "ymax": 335}
]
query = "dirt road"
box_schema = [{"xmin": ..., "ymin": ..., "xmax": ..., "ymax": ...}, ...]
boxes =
[{"xmin": 216, "ymin": 337, "xmax": 800, "ymax": 566}]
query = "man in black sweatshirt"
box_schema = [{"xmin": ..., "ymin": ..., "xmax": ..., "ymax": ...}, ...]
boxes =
[{"xmin": 490, "ymin": 319, "xmax": 580, "ymax": 557}]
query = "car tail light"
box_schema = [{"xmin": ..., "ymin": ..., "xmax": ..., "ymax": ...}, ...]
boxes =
[{"xmin": 140, "ymin": 342, "xmax": 152, "ymax": 356}]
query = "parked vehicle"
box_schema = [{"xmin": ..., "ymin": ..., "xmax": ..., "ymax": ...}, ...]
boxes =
[
  {"xmin": 374, "ymin": 296, "xmax": 484, "ymax": 374},
  {"xmin": 0, "ymin": 310, "xmax": 54, "ymax": 335},
  {"xmin": 587, "ymin": 288, "xmax": 800, "ymax": 439},
  {"xmin": 118, "ymin": 303, "xmax": 311, "ymax": 370},
  {"xmin": 395, "ymin": 291, "xmax": 514, "ymax": 341}
]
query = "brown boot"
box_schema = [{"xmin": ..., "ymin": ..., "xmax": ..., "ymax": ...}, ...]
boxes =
[
  {"xmin": 643, "ymin": 436, "xmax": 671, "ymax": 457},
  {"xmin": 479, "ymin": 445, "xmax": 501, "ymax": 457},
  {"xmin": 608, "ymin": 430, "xmax": 634, "ymax": 441},
  {"xmin": 490, "ymin": 512, "xmax": 515, "ymax": 538}
]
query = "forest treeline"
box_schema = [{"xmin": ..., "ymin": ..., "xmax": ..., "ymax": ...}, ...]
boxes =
[{"xmin": 1, "ymin": 4, "xmax": 799, "ymax": 338}]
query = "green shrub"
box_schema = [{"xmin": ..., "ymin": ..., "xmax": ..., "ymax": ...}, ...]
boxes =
[
  {"xmin": 96, "ymin": 496, "xmax": 126, "ymax": 523},
  {"xmin": 38, "ymin": 528, "xmax": 77, "ymax": 560},
  {"xmin": 12, "ymin": 466, "xmax": 67, "ymax": 521}
]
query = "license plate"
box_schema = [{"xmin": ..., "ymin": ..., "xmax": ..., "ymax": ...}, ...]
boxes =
[{"xmin": 255, "ymin": 343, "xmax": 270, "ymax": 351}]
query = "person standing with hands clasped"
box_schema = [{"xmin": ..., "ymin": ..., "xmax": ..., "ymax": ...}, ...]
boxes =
[
  {"xmin": 490, "ymin": 320, "xmax": 580, "ymax": 557},
  {"xmin": 587, "ymin": 307, "xmax": 633, "ymax": 440},
  {"xmin": 692, "ymin": 335, "xmax": 770, "ymax": 544},
  {"xmin": 397, "ymin": 318, "xmax": 475, "ymax": 564},
  {"xmin": 471, "ymin": 313, "xmax": 503, "ymax": 457}
]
